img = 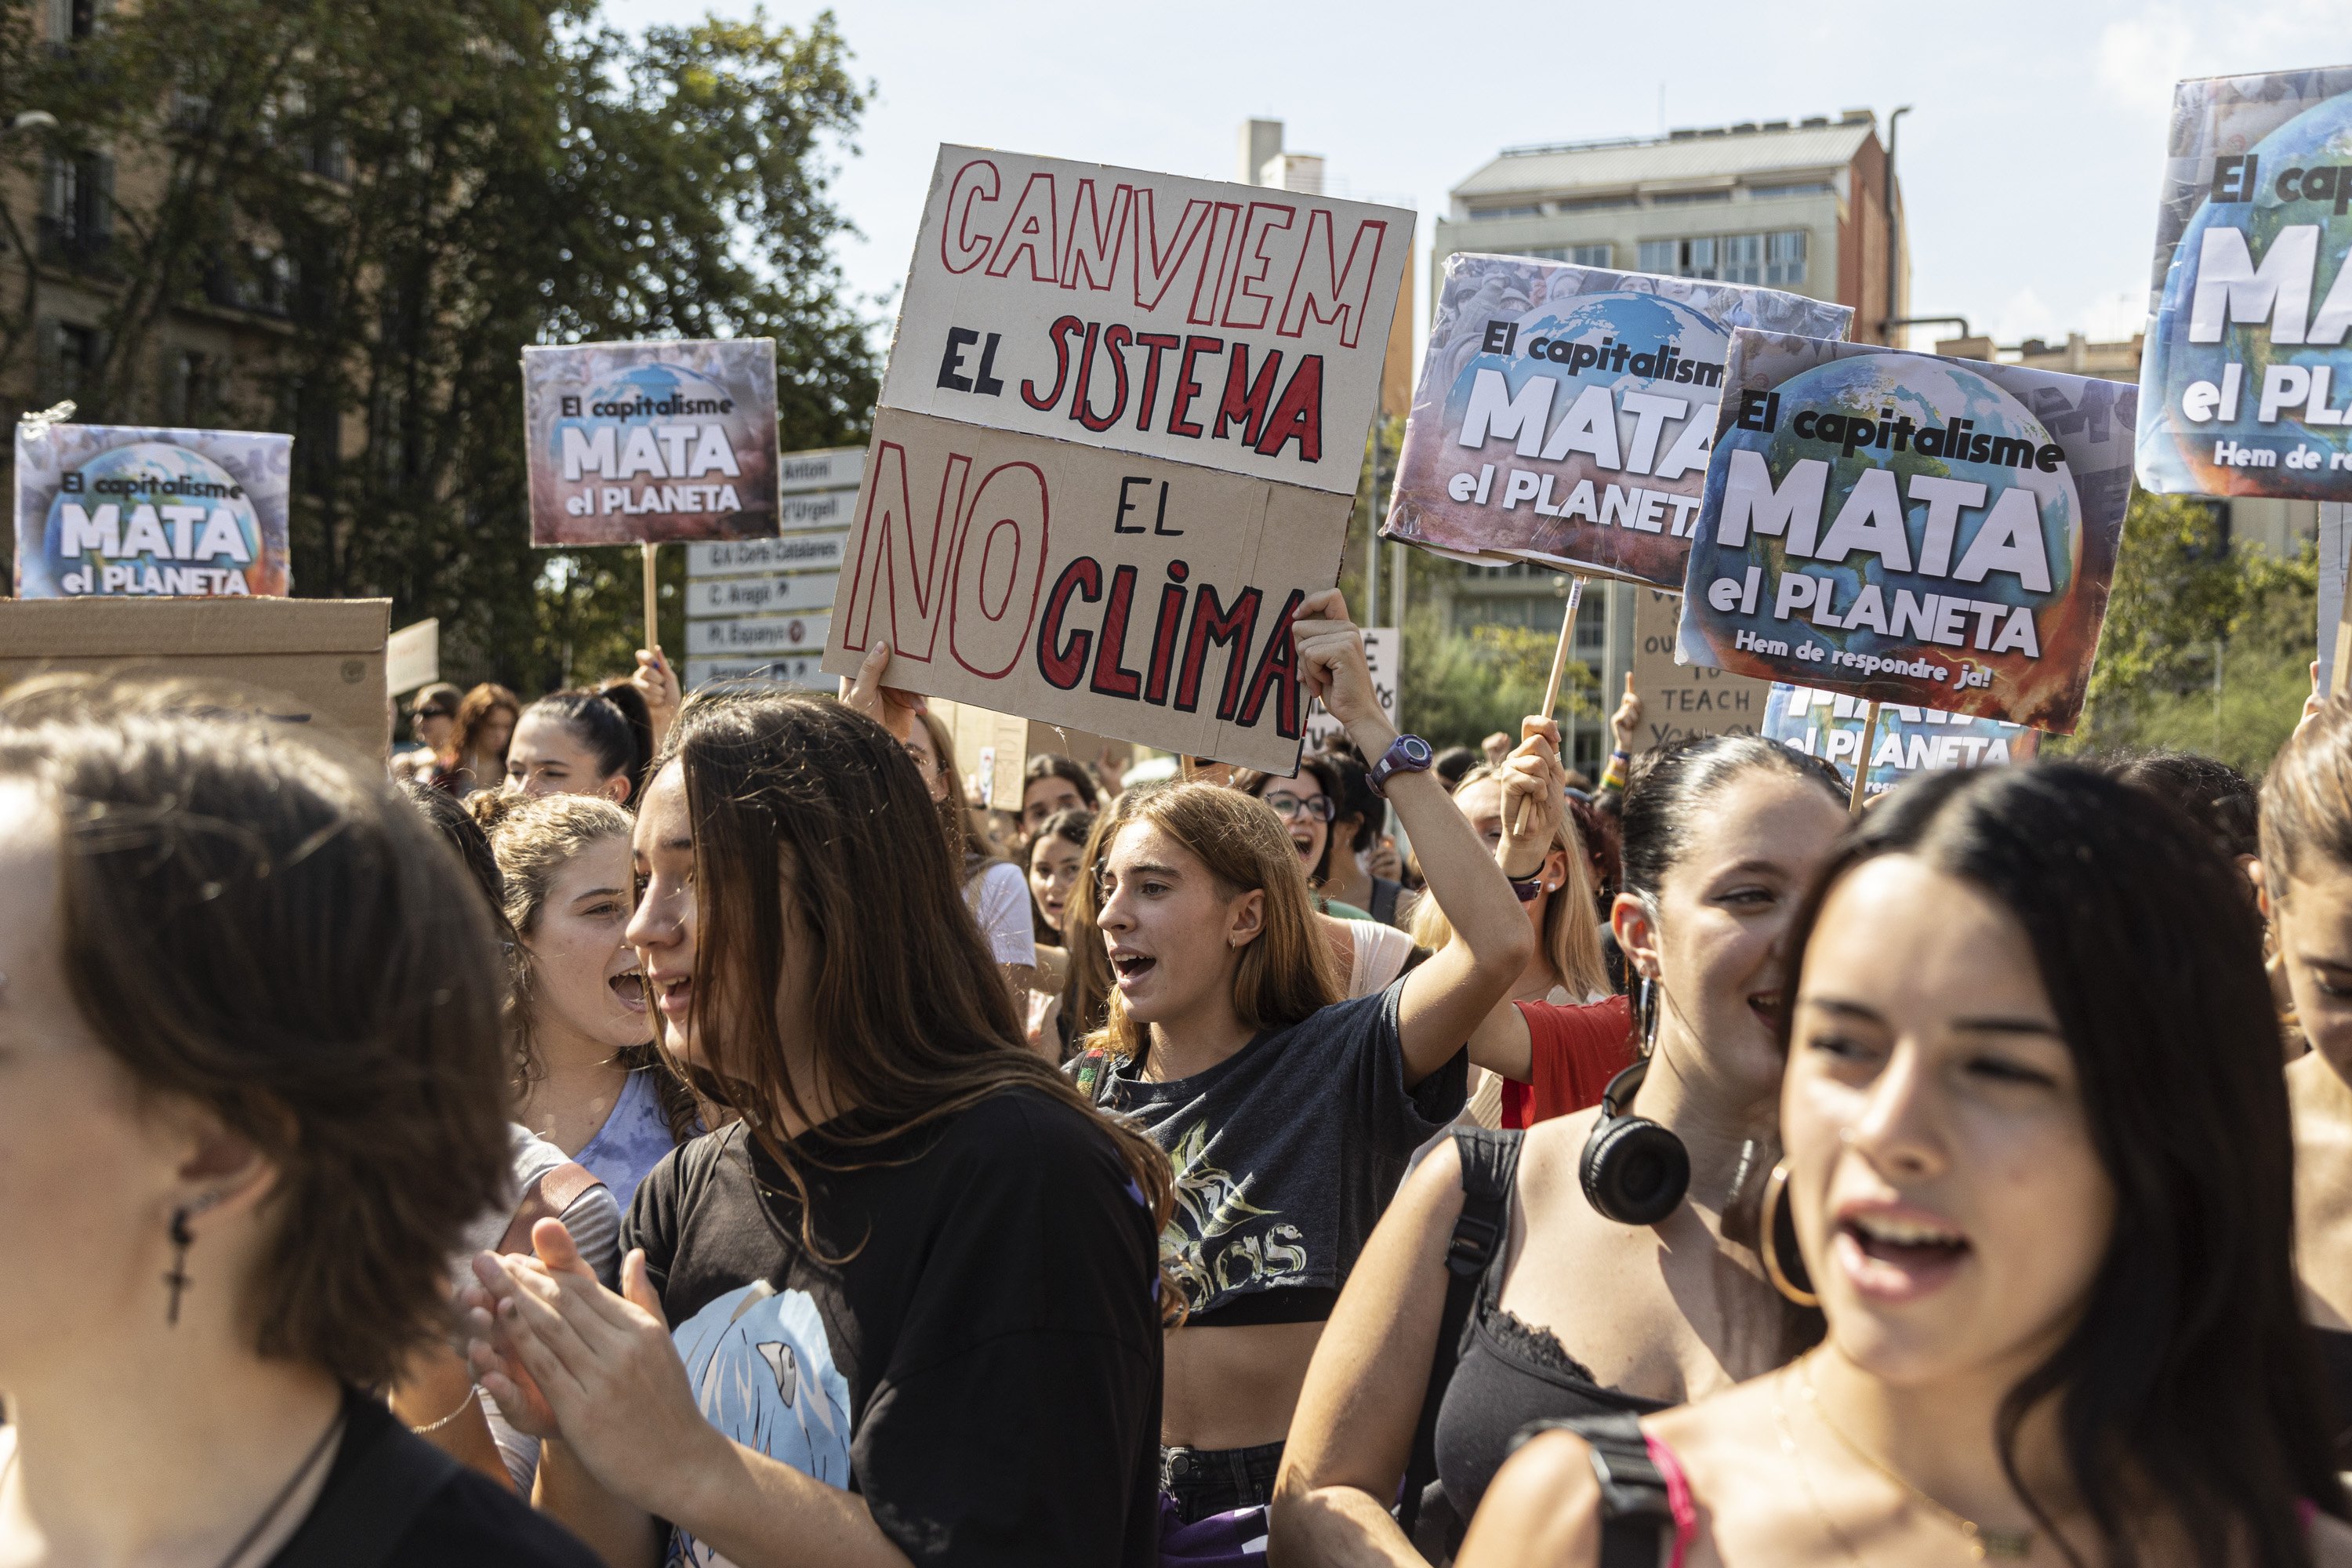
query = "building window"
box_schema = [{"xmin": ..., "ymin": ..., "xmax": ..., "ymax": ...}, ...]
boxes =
[
  {"xmin": 1751, "ymin": 181, "xmax": 1833, "ymax": 199},
  {"xmin": 45, "ymin": 0, "xmax": 100, "ymax": 42},
  {"xmin": 39, "ymin": 151, "xmax": 112, "ymax": 270},
  {"xmin": 1766, "ymin": 229, "xmax": 1808, "ymax": 286},
  {"xmin": 1639, "ymin": 229, "xmax": 1807, "ymax": 285},
  {"xmin": 164, "ymin": 349, "xmax": 217, "ymax": 427},
  {"xmin": 1650, "ymin": 190, "xmax": 1731, "ymax": 207},
  {"xmin": 1719, "ymin": 234, "xmax": 1762, "ymax": 284},
  {"xmin": 40, "ymin": 321, "xmax": 102, "ymax": 407},
  {"xmin": 1470, "ymin": 204, "xmax": 1543, "ymax": 220},
  {"xmin": 1558, "ymin": 194, "xmax": 1637, "ymax": 212},
  {"xmin": 1570, "ymin": 242, "xmax": 1610, "ymax": 267}
]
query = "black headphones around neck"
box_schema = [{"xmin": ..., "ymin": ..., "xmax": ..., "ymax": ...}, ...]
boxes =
[{"xmin": 1579, "ymin": 1054, "xmax": 1691, "ymax": 1225}]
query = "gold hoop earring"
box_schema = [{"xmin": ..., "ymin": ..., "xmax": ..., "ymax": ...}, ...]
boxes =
[{"xmin": 1759, "ymin": 1160, "xmax": 1818, "ymax": 1307}]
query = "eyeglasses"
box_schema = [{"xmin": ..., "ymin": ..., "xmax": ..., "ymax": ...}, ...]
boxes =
[
  {"xmin": 413, "ymin": 706, "xmax": 454, "ymax": 721},
  {"xmin": 1262, "ymin": 792, "xmax": 1335, "ymax": 822}
]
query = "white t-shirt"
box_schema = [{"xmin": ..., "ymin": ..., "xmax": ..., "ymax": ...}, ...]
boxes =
[{"xmin": 966, "ymin": 860, "xmax": 1038, "ymax": 968}]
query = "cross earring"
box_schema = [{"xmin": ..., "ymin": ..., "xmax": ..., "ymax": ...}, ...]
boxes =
[{"xmin": 164, "ymin": 1207, "xmax": 196, "ymax": 1326}]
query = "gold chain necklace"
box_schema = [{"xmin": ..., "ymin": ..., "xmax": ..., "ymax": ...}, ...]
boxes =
[
  {"xmin": 1800, "ymin": 1360, "xmax": 2036, "ymax": 1561},
  {"xmin": 1770, "ymin": 1366, "xmax": 1875, "ymax": 1567}
]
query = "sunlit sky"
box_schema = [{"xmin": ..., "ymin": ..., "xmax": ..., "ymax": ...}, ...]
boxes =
[{"xmin": 602, "ymin": 0, "xmax": 2348, "ymax": 361}]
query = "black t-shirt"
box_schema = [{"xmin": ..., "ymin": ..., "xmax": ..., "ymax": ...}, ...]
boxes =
[
  {"xmin": 626, "ymin": 1087, "xmax": 1163, "ymax": 1566},
  {"xmin": 1094, "ymin": 981, "xmax": 1467, "ymax": 1321},
  {"xmin": 263, "ymin": 1388, "xmax": 601, "ymax": 1568}
]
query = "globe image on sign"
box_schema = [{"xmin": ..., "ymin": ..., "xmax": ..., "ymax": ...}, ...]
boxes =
[
  {"xmin": 1696, "ymin": 352, "xmax": 2089, "ymax": 727},
  {"xmin": 550, "ymin": 360, "xmax": 741, "ymax": 470},
  {"xmin": 2147, "ymin": 89, "xmax": 2352, "ymax": 498},
  {"xmin": 37, "ymin": 441, "xmax": 263, "ymax": 597}
]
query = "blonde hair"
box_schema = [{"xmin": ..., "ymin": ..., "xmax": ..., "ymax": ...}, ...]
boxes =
[
  {"xmin": 1088, "ymin": 782, "xmax": 1338, "ymax": 1069},
  {"xmin": 468, "ymin": 791, "xmax": 695, "ymax": 1142},
  {"xmin": 1411, "ymin": 764, "xmax": 1610, "ymax": 1002}
]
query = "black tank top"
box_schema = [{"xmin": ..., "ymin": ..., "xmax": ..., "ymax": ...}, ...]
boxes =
[{"xmin": 1430, "ymin": 1131, "xmax": 1671, "ymax": 1533}]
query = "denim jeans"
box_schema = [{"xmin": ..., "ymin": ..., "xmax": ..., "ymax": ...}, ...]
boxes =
[{"xmin": 1159, "ymin": 1439, "xmax": 1285, "ymax": 1525}]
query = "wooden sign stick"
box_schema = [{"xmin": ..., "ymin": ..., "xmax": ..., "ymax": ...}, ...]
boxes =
[
  {"xmin": 1510, "ymin": 576, "xmax": 1586, "ymax": 834},
  {"xmin": 1849, "ymin": 700, "xmax": 1878, "ymax": 814},
  {"xmin": 641, "ymin": 541, "xmax": 662, "ymax": 661}
]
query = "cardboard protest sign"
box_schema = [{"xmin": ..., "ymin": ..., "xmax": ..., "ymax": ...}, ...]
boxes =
[
  {"xmin": 385, "ymin": 618, "xmax": 440, "ymax": 695},
  {"xmin": 820, "ymin": 408, "xmax": 1352, "ymax": 773},
  {"xmin": 926, "ymin": 697, "xmax": 1030, "ymax": 808},
  {"xmin": 880, "ymin": 147, "xmax": 1411, "ymax": 495},
  {"xmin": 0, "ymin": 596, "xmax": 389, "ymax": 753},
  {"xmin": 522, "ymin": 339, "xmax": 779, "ymax": 545},
  {"xmin": 1629, "ymin": 587, "xmax": 1769, "ymax": 750},
  {"xmin": 1676, "ymin": 332, "xmax": 2135, "ymax": 733},
  {"xmin": 1382, "ymin": 256, "xmax": 1852, "ymax": 586},
  {"xmin": 2137, "ymin": 67, "xmax": 2352, "ymax": 502},
  {"xmin": 14, "ymin": 420, "xmax": 291, "ymax": 598},
  {"xmin": 1763, "ymin": 683, "xmax": 2038, "ymax": 799}
]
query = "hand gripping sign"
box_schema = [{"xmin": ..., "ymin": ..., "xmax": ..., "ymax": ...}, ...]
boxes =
[
  {"xmin": 15, "ymin": 419, "xmax": 291, "ymax": 599},
  {"xmin": 1381, "ymin": 254, "xmax": 1852, "ymax": 586},
  {"xmin": 1676, "ymin": 331, "xmax": 2136, "ymax": 735},
  {"xmin": 2137, "ymin": 65, "xmax": 2352, "ymax": 502}
]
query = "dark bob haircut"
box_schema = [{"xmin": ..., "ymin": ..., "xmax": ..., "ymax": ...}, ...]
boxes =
[
  {"xmin": 0, "ymin": 677, "xmax": 513, "ymax": 1390},
  {"xmin": 1778, "ymin": 763, "xmax": 2343, "ymax": 1568}
]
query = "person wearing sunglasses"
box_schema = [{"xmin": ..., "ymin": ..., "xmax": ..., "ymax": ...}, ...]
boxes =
[{"xmin": 391, "ymin": 683, "xmax": 463, "ymax": 788}]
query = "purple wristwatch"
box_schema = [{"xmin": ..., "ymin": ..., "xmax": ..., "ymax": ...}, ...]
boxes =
[{"xmin": 1366, "ymin": 733, "xmax": 1435, "ymax": 797}]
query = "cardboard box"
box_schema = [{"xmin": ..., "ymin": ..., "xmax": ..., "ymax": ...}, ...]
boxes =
[{"xmin": 0, "ymin": 597, "xmax": 392, "ymax": 755}]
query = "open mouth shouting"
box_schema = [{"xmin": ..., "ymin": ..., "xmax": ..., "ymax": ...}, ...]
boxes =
[
  {"xmin": 1833, "ymin": 1200, "xmax": 1970, "ymax": 1302},
  {"xmin": 1109, "ymin": 946, "xmax": 1157, "ymax": 992},
  {"xmin": 648, "ymin": 968, "xmax": 693, "ymax": 1022},
  {"xmin": 609, "ymin": 964, "xmax": 648, "ymax": 1014},
  {"xmin": 1748, "ymin": 989, "xmax": 1781, "ymax": 1030}
]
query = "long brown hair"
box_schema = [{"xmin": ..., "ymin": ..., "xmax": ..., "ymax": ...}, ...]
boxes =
[
  {"xmin": 1087, "ymin": 781, "xmax": 1338, "ymax": 1071},
  {"xmin": 1054, "ymin": 810, "xmax": 1117, "ymax": 1059},
  {"xmin": 451, "ymin": 682, "xmax": 520, "ymax": 772},
  {"xmin": 1411, "ymin": 763, "xmax": 1611, "ymax": 1001},
  {"xmin": 660, "ymin": 689, "xmax": 1173, "ymax": 1254}
]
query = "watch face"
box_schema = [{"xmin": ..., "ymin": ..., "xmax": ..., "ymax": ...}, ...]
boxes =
[{"xmin": 1399, "ymin": 735, "xmax": 1433, "ymax": 764}]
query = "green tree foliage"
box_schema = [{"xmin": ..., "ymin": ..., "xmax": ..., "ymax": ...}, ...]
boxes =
[
  {"xmin": 2064, "ymin": 487, "xmax": 2317, "ymax": 776},
  {"xmin": 1397, "ymin": 604, "xmax": 1593, "ymax": 753},
  {"xmin": 1, "ymin": 1, "xmax": 877, "ymax": 690}
]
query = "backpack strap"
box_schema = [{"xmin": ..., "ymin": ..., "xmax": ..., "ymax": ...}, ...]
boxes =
[
  {"xmin": 1512, "ymin": 1412, "xmax": 1677, "ymax": 1568},
  {"xmin": 1393, "ymin": 1125, "xmax": 1523, "ymax": 1536},
  {"xmin": 497, "ymin": 1161, "xmax": 605, "ymax": 1256},
  {"xmin": 268, "ymin": 1394, "xmax": 462, "ymax": 1568}
]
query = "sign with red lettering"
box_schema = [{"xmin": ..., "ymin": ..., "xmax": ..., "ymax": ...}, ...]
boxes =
[
  {"xmin": 819, "ymin": 408, "xmax": 1351, "ymax": 772},
  {"xmin": 883, "ymin": 147, "xmax": 1412, "ymax": 495}
]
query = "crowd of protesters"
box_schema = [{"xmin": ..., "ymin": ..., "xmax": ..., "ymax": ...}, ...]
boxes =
[{"xmin": 9, "ymin": 594, "xmax": 2352, "ymax": 1568}]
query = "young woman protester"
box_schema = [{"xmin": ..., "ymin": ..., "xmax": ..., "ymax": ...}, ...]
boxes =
[
  {"xmin": 1406, "ymin": 757, "xmax": 1619, "ymax": 1131},
  {"xmin": 1076, "ymin": 589, "xmax": 1544, "ymax": 1534},
  {"xmin": 1237, "ymin": 753, "xmax": 1373, "ymax": 920},
  {"xmin": 503, "ymin": 683, "xmax": 656, "ymax": 806},
  {"xmin": 1320, "ymin": 749, "xmax": 1412, "ymax": 928},
  {"xmin": 1463, "ymin": 764, "xmax": 2352, "ymax": 1568},
  {"xmin": 474, "ymin": 792, "xmax": 697, "ymax": 1207},
  {"xmin": 1023, "ymin": 806, "xmax": 1096, "ymax": 1058},
  {"xmin": 906, "ymin": 707, "xmax": 1040, "ymax": 991},
  {"xmin": 1019, "ymin": 752, "xmax": 1098, "ymax": 846},
  {"xmin": 462, "ymin": 681, "xmax": 1172, "ymax": 1566},
  {"xmin": 1272, "ymin": 734, "xmax": 1848, "ymax": 1563},
  {"xmin": 0, "ymin": 681, "xmax": 598, "ymax": 1566},
  {"xmin": 448, "ymin": 682, "xmax": 521, "ymax": 797},
  {"xmin": 2256, "ymin": 703, "xmax": 2352, "ymax": 1452}
]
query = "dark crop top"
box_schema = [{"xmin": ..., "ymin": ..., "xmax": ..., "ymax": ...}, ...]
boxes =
[{"xmin": 1428, "ymin": 1130, "xmax": 1671, "ymax": 1544}]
